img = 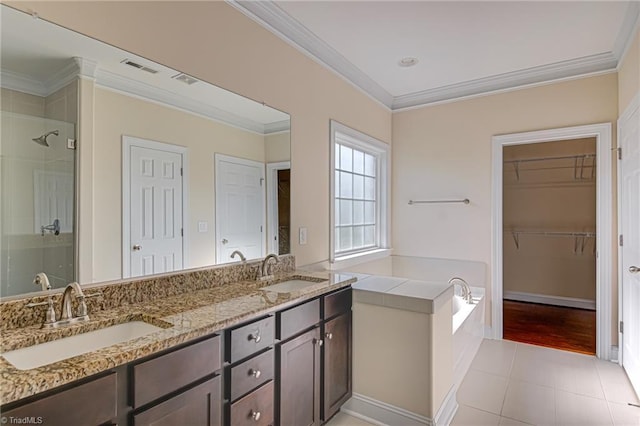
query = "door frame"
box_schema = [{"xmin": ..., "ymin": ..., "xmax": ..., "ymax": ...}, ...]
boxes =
[
  {"xmin": 266, "ymin": 161, "xmax": 290, "ymax": 254},
  {"xmin": 491, "ymin": 123, "xmax": 613, "ymax": 360},
  {"xmin": 617, "ymin": 92, "xmax": 639, "ymax": 371},
  {"xmin": 122, "ymin": 135, "xmax": 189, "ymax": 278},
  {"xmin": 214, "ymin": 153, "xmax": 266, "ymax": 264}
]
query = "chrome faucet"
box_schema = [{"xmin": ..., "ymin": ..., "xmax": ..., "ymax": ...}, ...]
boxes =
[
  {"xmin": 448, "ymin": 277, "xmax": 473, "ymax": 304},
  {"xmin": 230, "ymin": 250, "xmax": 246, "ymax": 262},
  {"xmin": 60, "ymin": 282, "xmax": 89, "ymax": 324},
  {"xmin": 259, "ymin": 254, "xmax": 279, "ymax": 280},
  {"xmin": 26, "ymin": 282, "xmax": 102, "ymax": 328}
]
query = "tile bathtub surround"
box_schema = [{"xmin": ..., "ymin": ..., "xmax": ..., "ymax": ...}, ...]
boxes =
[
  {"xmin": 0, "ymin": 265, "xmax": 355, "ymax": 404},
  {"xmin": 0, "ymin": 255, "xmax": 295, "ymax": 330}
]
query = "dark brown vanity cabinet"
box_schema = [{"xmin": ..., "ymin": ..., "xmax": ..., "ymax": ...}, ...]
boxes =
[
  {"xmin": 276, "ymin": 287, "xmax": 352, "ymax": 426},
  {"xmin": 131, "ymin": 335, "xmax": 223, "ymax": 426},
  {"xmin": 2, "ymin": 372, "xmax": 118, "ymax": 426},
  {"xmin": 225, "ymin": 315, "xmax": 276, "ymax": 426},
  {"xmin": 321, "ymin": 288, "xmax": 353, "ymax": 422},
  {"xmin": 278, "ymin": 326, "xmax": 322, "ymax": 426}
]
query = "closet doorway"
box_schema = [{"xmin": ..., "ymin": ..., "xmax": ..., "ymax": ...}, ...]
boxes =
[
  {"xmin": 502, "ymin": 138, "xmax": 597, "ymax": 354},
  {"xmin": 491, "ymin": 123, "xmax": 613, "ymax": 360}
]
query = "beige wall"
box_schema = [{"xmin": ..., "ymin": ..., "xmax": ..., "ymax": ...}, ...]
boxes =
[
  {"xmin": 92, "ymin": 86, "xmax": 269, "ymax": 282},
  {"xmin": 10, "ymin": 1, "xmax": 392, "ymax": 269},
  {"xmin": 503, "ymin": 139, "xmax": 596, "ymax": 301},
  {"xmin": 265, "ymin": 132, "xmax": 291, "ymax": 163},
  {"xmin": 392, "ymin": 73, "xmax": 618, "ymax": 326},
  {"xmin": 352, "ymin": 300, "xmax": 452, "ymax": 418}
]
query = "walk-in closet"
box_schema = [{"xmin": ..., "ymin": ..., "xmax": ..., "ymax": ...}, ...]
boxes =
[{"xmin": 502, "ymin": 138, "xmax": 597, "ymax": 354}]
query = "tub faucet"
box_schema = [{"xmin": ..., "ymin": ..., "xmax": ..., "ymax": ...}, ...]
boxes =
[
  {"xmin": 448, "ymin": 277, "xmax": 473, "ymax": 304},
  {"xmin": 259, "ymin": 254, "xmax": 279, "ymax": 280},
  {"xmin": 230, "ymin": 250, "xmax": 246, "ymax": 262}
]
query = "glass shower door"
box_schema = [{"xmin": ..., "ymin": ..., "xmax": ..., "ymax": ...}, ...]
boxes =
[{"xmin": 0, "ymin": 111, "xmax": 75, "ymax": 296}]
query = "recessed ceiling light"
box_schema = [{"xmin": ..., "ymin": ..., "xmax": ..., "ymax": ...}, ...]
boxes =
[{"xmin": 398, "ymin": 57, "xmax": 418, "ymax": 67}]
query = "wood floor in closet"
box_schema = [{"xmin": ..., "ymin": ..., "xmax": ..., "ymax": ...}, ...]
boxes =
[{"xmin": 503, "ymin": 300, "xmax": 596, "ymax": 355}]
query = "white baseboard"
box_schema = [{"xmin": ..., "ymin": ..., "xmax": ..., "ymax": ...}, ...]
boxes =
[
  {"xmin": 341, "ymin": 393, "xmax": 432, "ymax": 426},
  {"xmin": 504, "ymin": 291, "xmax": 596, "ymax": 310},
  {"xmin": 433, "ymin": 386, "xmax": 458, "ymax": 426},
  {"xmin": 610, "ymin": 345, "xmax": 619, "ymax": 363}
]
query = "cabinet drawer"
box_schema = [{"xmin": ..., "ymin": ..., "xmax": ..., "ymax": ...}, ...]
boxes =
[
  {"xmin": 230, "ymin": 381, "xmax": 274, "ymax": 426},
  {"xmin": 3, "ymin": 372, "xmax": 117, "ymax": 426},
  {"xmin": 133, "ymin": 335, "xmax": 221, "ymax": 408},
  {"xmin": 134, "ymin": 375, "xmax": 221, "ymax": 426},
  {"xmin": 230, "ymin": 348, "xmax": 274, "ymax": 401},
  {"xmin": 228, "ymin": 316, "xmax": 274, "ymax": 363},
  {"xmin": 277, "ymin": 298, "xmax": 320, "ymax": 340},
  {"xmin": 323, "ymin": 287, "xmax": 352, "ymax": 319}
]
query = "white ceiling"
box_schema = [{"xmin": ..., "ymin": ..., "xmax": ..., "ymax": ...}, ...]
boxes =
[{"xmin": 232, "ymin": 1, "xmax": 639, "ymax": 110}]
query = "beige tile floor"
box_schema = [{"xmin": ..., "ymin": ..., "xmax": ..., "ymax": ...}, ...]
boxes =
[{"xmin": 327, "ymin": 339, "xmax": 640, "ymax": 426}]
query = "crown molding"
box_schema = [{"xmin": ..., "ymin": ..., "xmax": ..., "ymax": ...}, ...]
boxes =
[
  {"xmin": 264, "ymin": 119, "xmax": 290, "ymax": 134},
  {"xmin": 392, "ymin": 52, "xmax": 618, "ymax": 110},
  {"xmin": 228, "ymin": 0, "xmax": 636, "ymax": 111},
  {"xmin": 615, "ymin": 1, "xmax": 640, "ymax": 69},
  {"xmin": 1, "ymin": 57, "xmax": 97, "ymax": 97},
  {"xmin": 95, "ymin": 68, "xmax": 274, "ymax": 135},
  {"xmin": 0, "ymin": 69, "xmax": 47, "ymax": 97},
  {"xmin": 228, "ymin": 0, "xmax": 394, "ymax": 109}
]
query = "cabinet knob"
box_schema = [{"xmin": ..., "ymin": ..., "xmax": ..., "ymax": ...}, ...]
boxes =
[
  {"xmin": 325, "ymin": 332, "xmax": 333, "ymax": 340},
  {"xmin": 251, "ymin": 410, "xmax": 261, "ymax": 421},
  {"xmin": 248, "ymin": 331, "xmax": 261, "ymax": 343},
  {"xmin": 315, "ymin": 339, "xmax": 323, "ymax": 347},
  {"xmin": 249, "ymin": 368, "xmax": 261, "ymax": 379}
]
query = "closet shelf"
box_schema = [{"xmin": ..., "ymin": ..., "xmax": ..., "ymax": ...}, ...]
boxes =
[
  {"xmin": 504, "ymin": 153, "xmax": 596, "ymax": 182},
  {"xmin": 505, "ymin": 229, "xmax": 596, "ymax": 253}
]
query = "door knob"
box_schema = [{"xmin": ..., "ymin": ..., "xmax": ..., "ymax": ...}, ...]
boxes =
[
  {"xmin": 222, "ymin": 238, "xmax": 228, "ymax": 245},
  {"xmin": 132, "ymin": 245, "xmax": 142, "ymax": 251},
  {"xmin": 630, "ymin": 266, "xmax": 640, "ymax": 274}
]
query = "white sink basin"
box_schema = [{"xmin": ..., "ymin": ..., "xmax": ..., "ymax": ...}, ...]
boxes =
[
  {"xmin": 261, "ymin": 279, "xmax": 324, "ymax": 293},
  {"xmin": 2, "ymin": 321, "xmax": 163, "ymax": 370}
]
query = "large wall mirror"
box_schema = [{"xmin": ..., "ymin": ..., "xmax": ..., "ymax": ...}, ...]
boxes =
[{"xmin": 0, "ymin": 5, "xmax": 291, "ymax": 297}]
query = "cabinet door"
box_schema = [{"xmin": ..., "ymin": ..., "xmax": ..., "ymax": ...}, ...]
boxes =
[
  {"xmin": 278, "ymin": 327, "xmax": 321, "ymax": 426},
  {"xmin": 133, "ymin": 376, "xmax": 221, "ymax": 426},
  {"xmin": 323, "ymin": 312, "xmax": 352, "ymax": 421},
  {"xmin": 2, "ymin": 372, "xmax": 117, "ymax": 426}
]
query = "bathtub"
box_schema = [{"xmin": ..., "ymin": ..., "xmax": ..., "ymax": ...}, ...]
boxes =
[
  {"xmin": 340, "ymin": 255, "xmax": 486, "ymax": 388},
  {"xmin": 452, "ymin": 288, "xmax": 485, "ymax": 387}
]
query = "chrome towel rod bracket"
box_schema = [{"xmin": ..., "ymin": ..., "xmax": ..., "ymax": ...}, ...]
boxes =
[{"xmin": 408, "ymin": 198, "xmax": 470, "ymax": 205}]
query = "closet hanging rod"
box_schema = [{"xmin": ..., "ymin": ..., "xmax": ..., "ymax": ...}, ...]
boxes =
[
  {"xmin": 507, "ymin": 230, "xmax": 596, "ymax": 237},
  {"xmin": 408, "ymin": 198, "xmax": 470, "ymax": 205},
  {"xmin": 503, "ymin": 153, "xmax": 595, "ymax": 164}
]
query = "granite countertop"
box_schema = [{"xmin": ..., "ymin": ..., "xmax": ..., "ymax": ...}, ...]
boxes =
[{"xmin": 0, "ymin": 270, "xmax": 357, "ymax": 405}]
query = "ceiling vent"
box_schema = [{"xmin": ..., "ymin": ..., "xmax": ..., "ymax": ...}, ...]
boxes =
[
  {"xmin": 121, "ymin": 59, "xmax": 159, "ymax": 74},
  {"xmin": 172, "ymin": 73, "xmax": 199, "ymax": 85}
]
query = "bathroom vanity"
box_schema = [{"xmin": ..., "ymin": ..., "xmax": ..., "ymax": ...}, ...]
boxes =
[{"xmin": 0, "ymin": 257, "xmax": 355, "ymax": 426}]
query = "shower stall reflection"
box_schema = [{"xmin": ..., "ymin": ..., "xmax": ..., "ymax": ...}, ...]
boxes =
[{"xmin": 1, "ymin": 111, "xmax": 75, "ymax": 297}]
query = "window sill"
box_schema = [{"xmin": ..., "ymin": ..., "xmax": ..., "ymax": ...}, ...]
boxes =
[{"xmin": 329, "ymin": 248, "xmax": 392, "ymax": 270}]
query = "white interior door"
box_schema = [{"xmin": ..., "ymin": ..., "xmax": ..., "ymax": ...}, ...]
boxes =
[
  {"xmin": 215, "ymin": 154, "xmax": 265, "ymax": 264},
  {"xmin": 619, "ymin": 100, "xmax": 640, "ymax": 395},
  {"xmin": 128, "ymin": 144, "xmax": 184, "ymax": 278}
]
